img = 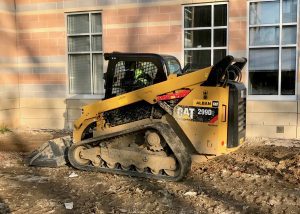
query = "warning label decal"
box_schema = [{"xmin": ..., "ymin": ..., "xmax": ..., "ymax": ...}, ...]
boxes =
[{"xmin": 193, "ymin": 100, "xmax": 219, "ymax": 108}]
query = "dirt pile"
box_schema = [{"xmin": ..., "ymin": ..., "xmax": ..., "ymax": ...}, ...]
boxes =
[{"xmin": 0, "ymin": 133, "xmax": 299, "ymax": 213}]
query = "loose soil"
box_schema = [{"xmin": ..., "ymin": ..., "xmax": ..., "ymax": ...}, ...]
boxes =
[{"xmin": 0, "ymin": 130, "xmax": 299, "ymax": 214}]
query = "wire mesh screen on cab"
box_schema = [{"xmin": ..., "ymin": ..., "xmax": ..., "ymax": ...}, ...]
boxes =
[{"xmin": 111, "ymin": 61, "xmax": 158, "ymax": 96}]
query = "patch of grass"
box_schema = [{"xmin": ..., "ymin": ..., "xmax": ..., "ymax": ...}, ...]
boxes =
[{"xmin": 0, "ymin": 125, "xmax": 11, "ymax": 134}]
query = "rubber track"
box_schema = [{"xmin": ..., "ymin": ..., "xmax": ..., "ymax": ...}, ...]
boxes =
[{"xmin": 68, "ymin": 122, "xmax": 191, "ymax": 181}]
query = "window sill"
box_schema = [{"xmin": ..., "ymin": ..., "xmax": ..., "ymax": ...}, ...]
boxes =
[
  {"xmin": 247, "ymin": 95, "xmax": 297, "ymax": 101},
  {"xmin": 66, "ymin": 94, "xmax": 105, "ymax": 100}
]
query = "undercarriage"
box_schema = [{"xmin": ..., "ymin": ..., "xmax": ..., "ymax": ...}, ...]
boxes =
[{"xmin": 68, "ymin": 121, "xmax": 191, "ymax": 181}]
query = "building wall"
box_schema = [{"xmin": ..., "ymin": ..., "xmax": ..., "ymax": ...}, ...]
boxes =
[
  {"xmin": 16, "ymin": 0, "xmax": 67, "ymax": 129},
  {"xmin": 0, "ymin": 0, "xmax": 19, "ymax": 128},
  {"xmin": 15, "ymin": 0, "xmax": 185, "ymax": 129},
  {"xmin": 4, "ymin": 0, "xmax": 300, "ymax": 138},
  {"xmin": 227, "ymin": 0, "xmax": 299, "ymax": 138}
]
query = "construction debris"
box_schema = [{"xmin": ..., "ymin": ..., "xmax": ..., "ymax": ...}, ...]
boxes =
[
  {"xmin": 64, "ymin": 202, "xmax": 73, "ymax": 210},
  {"xmin": 184, "ymin": 191, "xmax": 197, "ymax": 197},
  {"xmin": 68, "ymin": 172, "xmax": 78, "ymax": 178}
]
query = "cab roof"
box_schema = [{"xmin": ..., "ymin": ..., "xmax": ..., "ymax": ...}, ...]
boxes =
[{"xmin": 104, "ymin": 52, "xmax": 178, "ymax": 61}]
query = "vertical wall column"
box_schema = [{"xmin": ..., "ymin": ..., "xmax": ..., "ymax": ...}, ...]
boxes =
[
  {"xmin": 16, "ymin": 0, "xmax": 68, "ymax": 129},
  {"xmin": 0, "ymin": 0, "xmax": 19, "ymax": 128}
]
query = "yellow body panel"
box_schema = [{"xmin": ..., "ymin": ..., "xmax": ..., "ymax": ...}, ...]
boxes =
[
  {"xmin": 174, "ymin": 86, "xmax": 230, "ymax": 155},
  {"xmin": 73, "ymin": 66, "xmax": 211, "ymax": 142},
  {"xmin": 72, "ymin": 65, "xmax": 240, "ymax": 156}
]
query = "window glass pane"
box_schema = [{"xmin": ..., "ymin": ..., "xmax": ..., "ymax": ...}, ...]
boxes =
[
  {"xmin": 214, "ymin": 29, "xmax": 227, "ymax": 47},
  {"xmin": 249, "ymin": 48, "xmax": 279, "ymax": 95},
  {"xmin": 69, "ymin": 54, "xmax": 91, "ymax": 94},
  {"xmin": 184, "ymin": 6, "xmax": 211, "ymax": 28},
  {"xmin": 68, "ymin": 36, "xmax": 90, "ymax": 52},
  {"xmin": 249, "ymin": 71, "xmax": 278, "ymax": 95},
  {"xmin": 184, "ymin": 50, "xmax": 211, "ymax": 70},
  {"xmin": 93, "ymin": 54, "xmax": 103, "ymax": 94},
  {"xmin": 249, "ymin": 48, "xmax": 279, "ymax": 70},
  {"xmin": 250, "ymin": 1, "xmax": 280, "ymax": 25},
  {"xmin": 184, "ymin": 30, "xmax": 211, "ymax": 48},
  {"xmin": 92, "ymin": 35, "xmax": 102, "ymax": 51},
  {"xmin": 68, "ymin": 14, "xmax": 89, "ymax": 34},
  {"xmin": 282, "ymin": 26, "xmax": 297, "ymax": 45},
  {"xmin": 184, "ymin": 7, "xmax": 192, "ymax": 28},
  {"xmin": 282, "ymin": 48, "xmax": 296, "ymax": 70},
  {"xmin": 283, "ymin": 0, "xmax": 297, "ymax": 23},
  {"xmin": 214, "ymin": 49, "xmax": 226, "ymax": 64},
  {"xmin": 281, "ymin": 71, "xmax": 295, "ymax": 95},
  {"xmin": 249, "ymin": 27, "xmax": 279, "ymax": 46},
  {"xmin": 281, "ymin": 48, "xmax": 296, "ymax": 95},
  {"xmin": 214, "ymin": 4, "xmax": 227, "ymax": 26},
  {"xmin": 91, "ymin": 13, "xmax": 102, "ymax": 33}
]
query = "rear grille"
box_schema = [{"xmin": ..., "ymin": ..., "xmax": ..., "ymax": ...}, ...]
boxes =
[{"xmin": 227, "ymin": 83, "xmax": 247, "ymax": 148}]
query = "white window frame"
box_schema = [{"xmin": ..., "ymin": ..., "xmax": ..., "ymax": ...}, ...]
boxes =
[
  {"xmin": 66, "ymin": 11, "xmax": 104, "ymax": 99},
  {"xmin": 247, "ymin": 0, "xmax": 299, "ymax": 101},
  {"xmin": 182, "ymin": 2, "xmax": 229, "ymax": 67}
]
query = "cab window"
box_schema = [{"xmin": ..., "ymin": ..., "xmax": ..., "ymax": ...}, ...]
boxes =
[{"xmin": 164, "ymin": 57, "xmax": 182, "ymax": 75}]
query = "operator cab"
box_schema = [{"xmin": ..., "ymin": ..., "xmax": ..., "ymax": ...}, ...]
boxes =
[{"xmin": 104, "ymin": 52, "xmax": 183, "ymax": 99}]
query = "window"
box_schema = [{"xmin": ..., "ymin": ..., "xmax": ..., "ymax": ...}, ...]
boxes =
[
  {"xmin": 163, "ymin": 56, "xmax": 182, "ymax": 75},
  {"xmin": 184, "ymin": 3, "xmax": 228, "ymax": 70},
  {"xmin": 248, "ymin": 0, "xmax": 298, "ymax": 96},
  {"xmin": 67, "ymin": 12, "xmax": 103, "ymax": 95}
]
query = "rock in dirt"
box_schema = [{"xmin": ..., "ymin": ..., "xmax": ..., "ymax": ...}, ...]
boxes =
[
  {"xmin": 64, "ymin": 202, "xmax": 73, "ymax": 210},
  {"xmin": 69, "ymin": 172, "xmax": 78, "ymax": 178},
  {"xmin": 135, "ymin": 187, "xmax": 142, "ymax": 193},
  {"xmin": 184, "ymin": 191, "xmax": 198, "ymax": 197}
]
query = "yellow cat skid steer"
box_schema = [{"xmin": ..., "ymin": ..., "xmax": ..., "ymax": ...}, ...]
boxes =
[{"xmin": 28, "ymin": 53, "xmax": 247, "ymax": 181}]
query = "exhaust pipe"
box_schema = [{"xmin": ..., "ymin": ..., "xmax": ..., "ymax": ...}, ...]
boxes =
[{"xmin": 27, "ymin": 136, "xmax": 72, "ymax": 167}]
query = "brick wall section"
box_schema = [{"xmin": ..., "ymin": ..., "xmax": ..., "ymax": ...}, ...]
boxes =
[
  {"xmin": 228, "ymin": 0, "xmax": 247, "ymax": 53},
  {"xmin": 0, "ymin": 0, "xmax": 19, "ymax": 128},
  {"xmin": 14, "ymin": 0, "xmax": 184, "ymax": 129},
  {"xmin": 297, "ymin": 0, "xmax": 300, "ymax": 138},
  {"xmin": 15, "ymin": 2, "xmax": 182, "ymax": 88},
  {"xmin": 16, "ymin": 13, "xmax": 66, "ymax": 85},
  {"xmin": 1, "ymin": 0, "xmax": 298, "ymax": 138},
  {"xmin": 15, "ymin": 0, "xmax": 67, "ymax": 129},
  {"xmin": 102, "ymin": 5, "xmax": 181, "ymax": 55}
]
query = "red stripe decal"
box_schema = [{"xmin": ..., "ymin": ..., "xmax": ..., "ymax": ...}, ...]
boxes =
[
  {"xmin": 209, "ymin": 115, "xmax": 218, "ymax": 123},
  {"xmin": 157, "ymin": 90, "xmax": 191, "ymax": 101}
]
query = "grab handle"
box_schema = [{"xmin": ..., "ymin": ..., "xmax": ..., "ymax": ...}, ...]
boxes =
[{"xmin": 222, "ymin": 105, "xmax": 227, "ymax": 122}]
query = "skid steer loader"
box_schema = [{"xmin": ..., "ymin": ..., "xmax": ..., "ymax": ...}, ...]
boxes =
[{"xmin": 28, "ymin": 52, "xmax": 247, "ymax": 181}]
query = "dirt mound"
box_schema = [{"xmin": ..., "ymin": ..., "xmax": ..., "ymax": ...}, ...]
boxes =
[{"xmin": 0, "ymin": 133, "xmax": 299, "ymax": 213}]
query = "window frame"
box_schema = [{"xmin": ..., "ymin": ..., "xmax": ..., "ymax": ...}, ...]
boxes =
[
  {"xmin": 246, "ymin": 0, "xmax": 299, "ymax": 101},
  {"xmin": 182, "ymin": 2, "xmax": 229, "ymax": 68},
  {"xmin": 65, "ymin": 11, "xmax": 104, "ymax": 99}
]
